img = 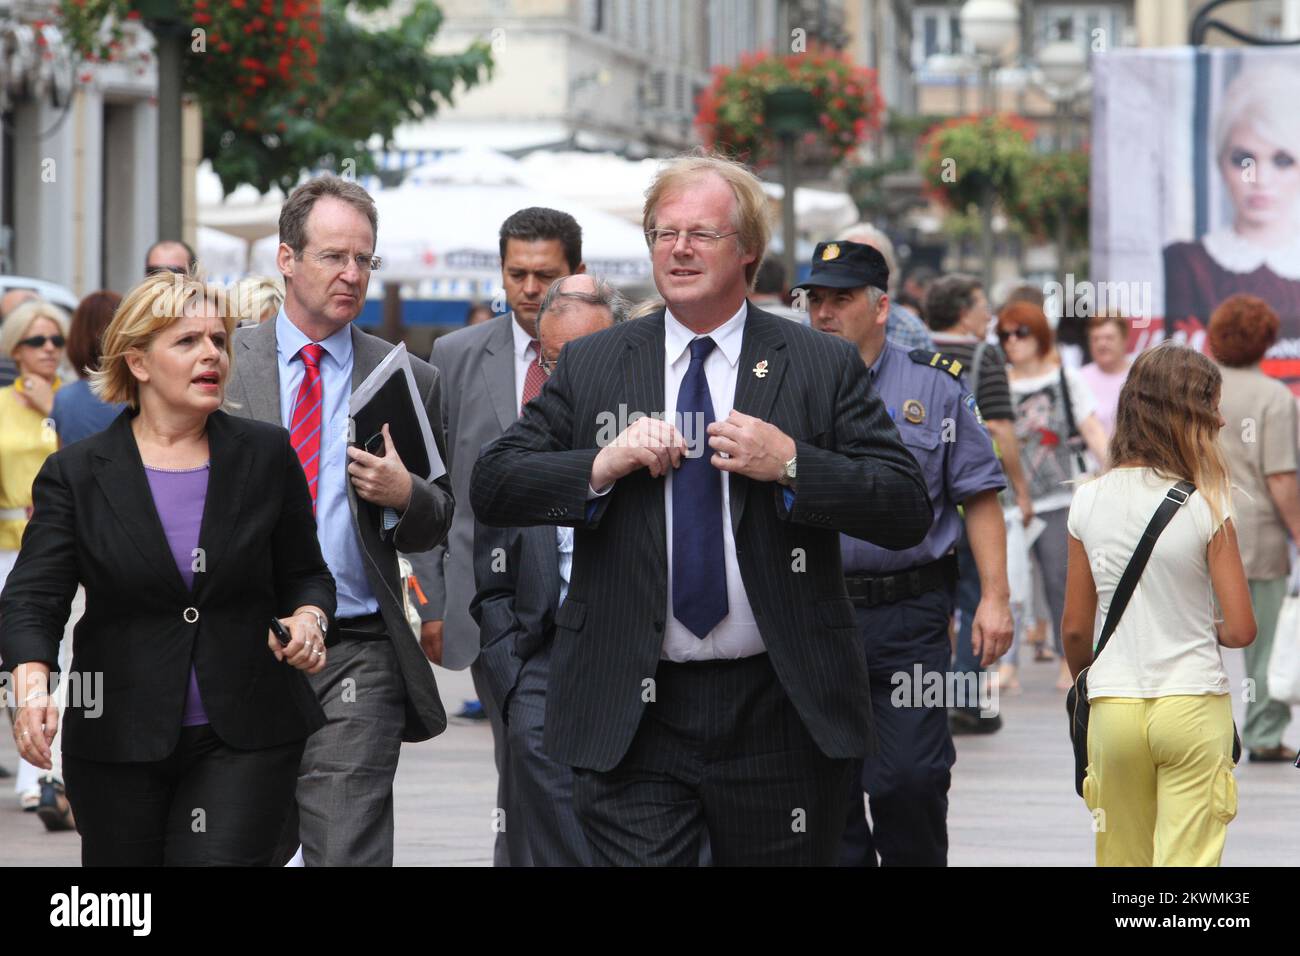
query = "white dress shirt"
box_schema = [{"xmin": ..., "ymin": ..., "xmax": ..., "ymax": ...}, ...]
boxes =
[
  {"xmin": 661, "ymin": 304, "xmax": 765, "ymax": 661},
  {"xmin": 511, "ymin": 314, "xmax": 536, "ymax": 414},
  {"xmin": 556, "ymin": 526, "xmax": 574, "ymax": 606}
]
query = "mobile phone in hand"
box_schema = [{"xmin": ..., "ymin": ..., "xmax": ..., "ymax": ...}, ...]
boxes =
[{"xmin": 269, "ymin": 617, "xmax": 291, "ymax": 647}]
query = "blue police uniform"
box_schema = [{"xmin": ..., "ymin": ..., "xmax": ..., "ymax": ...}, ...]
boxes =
[{"xmin": 838, "ymin": 342, "xmax": 1005, "ymax": 867}]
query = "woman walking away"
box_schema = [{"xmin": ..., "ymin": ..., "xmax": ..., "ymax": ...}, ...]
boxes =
[{"xmin": 1062, "ymin": 343, "xmax": 1255, "ymax": 867}]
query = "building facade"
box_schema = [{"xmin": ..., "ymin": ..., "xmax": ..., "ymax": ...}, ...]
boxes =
[
  {"xmin": 405, "ymin": 0, "xmax": 850, "ymax": 158},
  {"xmin": 1, "ymin": 1, "xmax": 165, "ymax": 298}
]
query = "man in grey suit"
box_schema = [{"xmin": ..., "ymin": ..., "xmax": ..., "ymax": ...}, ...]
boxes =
[
  {"xmin": 415, "ymin": 207, "xmax": 584, "ymax": 866},
  {"xmin": 225, "ymin": 175, "xmax": 454, "ymax": 866},
  {"xmin": 470, "ymin": 275, "xmax": 627, "ymax": 866}
]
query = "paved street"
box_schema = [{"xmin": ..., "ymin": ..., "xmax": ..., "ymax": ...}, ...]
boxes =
[{"xmin": 3, "ymin": 646, "xmax": 1296, "ymax": 866}]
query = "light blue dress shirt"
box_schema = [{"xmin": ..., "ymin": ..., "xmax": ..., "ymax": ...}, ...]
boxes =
[{"xmin": 275, "ymin": 309, "xmax": 379, "ymax": 619}]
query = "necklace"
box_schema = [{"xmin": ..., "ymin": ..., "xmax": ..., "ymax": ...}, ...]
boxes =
[{"xmin": 143, "ymin": 461, "xmax": 210, "ymax": 473}]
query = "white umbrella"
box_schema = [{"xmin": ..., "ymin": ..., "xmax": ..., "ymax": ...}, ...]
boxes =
[{"xmin": 197, "ymin": 161, "xmax": 285, "ymax": 243}]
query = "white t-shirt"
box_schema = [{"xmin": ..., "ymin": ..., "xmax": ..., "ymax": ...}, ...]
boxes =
[
  {"xmin": 1067, "ymin": 467, "xmax": 1231, "ymax": 700},
  {"xmin": 1010, "ymin": 364, "xmax": 1098, "ymax": 513}
]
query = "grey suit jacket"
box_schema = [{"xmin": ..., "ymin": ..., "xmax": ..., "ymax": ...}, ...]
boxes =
[
  {"xmin": 468, "ymin": 520, "xmax": 562, "ymax": 717},
  {"xmin": 226, "ymin": 318, "xmax": 454, "ymax": 742},
  {"xmin": 413, "ymin": 314, "xmax": 517, "ymax": 671}
]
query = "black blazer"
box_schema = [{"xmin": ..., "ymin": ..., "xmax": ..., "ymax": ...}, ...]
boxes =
[
  {"xmin": 470, "ymin": 305, "xmax": 933, "ymax": 772},
  {"xmin": 469, "ymin": 520, "xmax": 563, "ymax": 717},
  {"xmin": 0, "ymin": 409, "xmax": 336, "ymax": 762}
]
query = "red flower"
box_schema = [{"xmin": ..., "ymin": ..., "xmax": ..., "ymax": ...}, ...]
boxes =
[
  {"xmin": 232, "ymin": 0, "xmax": 246, "ymax": 7},
  {"xmin": 194, "ymin": 13, "xmax": 211, "ymax": 25},
  {"xmin": 275, "ymin": 21, "xmax": 287, "ymax": 33}
]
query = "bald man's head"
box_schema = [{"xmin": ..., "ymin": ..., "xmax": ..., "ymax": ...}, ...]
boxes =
[
  {"xmin": 145, "ymin": 240, "xmax": 194, "ymax": 276},
  {"xmin": 0, "ymin": 288, "xmax": 37, "ymax": 319},
  {"xmin": 536, "ymin": 274, "xmax": 627, "ymax": 370}
]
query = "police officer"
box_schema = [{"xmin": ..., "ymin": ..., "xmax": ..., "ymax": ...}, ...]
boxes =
[{"xmin": 796, "ymin": 241, "xmax": 1014, "ymax": 866}]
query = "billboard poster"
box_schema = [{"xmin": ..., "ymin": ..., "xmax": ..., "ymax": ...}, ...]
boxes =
[{"xmin": 1092, "ymin": 47, "xmax": 1300, "ymax": 390}]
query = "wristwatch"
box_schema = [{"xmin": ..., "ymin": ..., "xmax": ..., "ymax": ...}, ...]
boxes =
[
  {"xmin": 779, "ymin": 453, "xmax": 797, "ymax": 487},
  {"xmin": 304, "ymin": 610, "xmax": 328, "ymax": 636}
]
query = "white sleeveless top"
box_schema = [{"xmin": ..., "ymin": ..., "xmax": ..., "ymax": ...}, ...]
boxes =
[{"xmin": 1067, "ymin": 467, "xmax": 1231, "ymax": 699}]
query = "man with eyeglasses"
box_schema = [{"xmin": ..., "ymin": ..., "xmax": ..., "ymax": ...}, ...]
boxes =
[
  {"xmin": 472, "ymin": 155, "xmax": 933, "ymax": 865},
  {"xmin": 225, "ymin": 175, "xmax": 454, "ymax": 866},
  {"xmin": 414, "ymin": 206, "xmax": 585, "ymax": 866},
  {"xmin": 470, "ymin": 274, "xmax": 627, "ymax": 866},
  {"xmin": 144, "ymin": 240, "xmax": 195, "ymax": 277}
]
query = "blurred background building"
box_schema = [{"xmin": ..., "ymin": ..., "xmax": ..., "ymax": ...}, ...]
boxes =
[{"xmin": 0, "ymin": 0, "xmax": 164, "ymax": 296}]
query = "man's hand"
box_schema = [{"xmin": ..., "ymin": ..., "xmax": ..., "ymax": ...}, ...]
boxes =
[
  {"xmin": 971, "ymin": 594, "xmax": 1014, "ymax": 667},
  {"xmin": 590, "ymin": 416, "xmax": 688, "ymax": 488},
  {"xmin": 347, "ymin": 423, "xmax": 413, "ymax": 510},
  {"xmin": 706, "ymin": 411, "xmax": 796, "ymax": 483},
  {"xmin": 421, "ymin": 619, "xmax": 444, "ymax": 666},
  {"xmin": 1016, "ymin": 490, "xmax": 1034, "ymax": 528}
]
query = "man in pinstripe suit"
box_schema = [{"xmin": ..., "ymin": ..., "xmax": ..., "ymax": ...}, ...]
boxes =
[{"xmin": 471, "ymin": 155, "xmax": 933, "ymax": 865}]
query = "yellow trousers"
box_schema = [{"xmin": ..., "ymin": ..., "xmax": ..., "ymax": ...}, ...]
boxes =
[{"xmin": 1084, "ymin": 694, "xmax": 1237, "ymax": 867}]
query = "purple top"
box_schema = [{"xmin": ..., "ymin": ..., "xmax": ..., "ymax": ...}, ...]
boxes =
[{"xmin": 144, "ymin": 463, "xmax": 210, "ymax": 727}]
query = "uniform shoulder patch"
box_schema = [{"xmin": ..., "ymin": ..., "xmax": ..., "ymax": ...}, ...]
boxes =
[{"xmin": 909, "ymin": 348, "xmax": 965, "ymax": 379}]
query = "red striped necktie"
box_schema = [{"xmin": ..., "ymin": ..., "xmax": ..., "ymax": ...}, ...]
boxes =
[
  {"xmin": 290, "ymin": 343, "xmax": 325, "ymax": 511},
  {"xmin": 520, "ymin": 339, "xmax": 546, "ymax": 415}
]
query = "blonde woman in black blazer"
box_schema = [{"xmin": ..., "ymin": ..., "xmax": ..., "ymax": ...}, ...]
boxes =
[{"xmin": 0, "ymin": 272, "xmax": 336, "ymax": 866}]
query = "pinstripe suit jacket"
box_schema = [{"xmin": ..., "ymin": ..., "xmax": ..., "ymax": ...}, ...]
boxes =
[
  {"xmin": 470, "ymin": 304, "xmax": 933, "ymax": 771},
  {"xmin": 468, "ymin": 521, "xmax": 562, "ymax": 717}
]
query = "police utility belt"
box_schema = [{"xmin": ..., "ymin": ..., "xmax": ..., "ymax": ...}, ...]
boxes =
[{"xmin": 843, "ymin": 553, "xmax": 958, "ymax": 608}]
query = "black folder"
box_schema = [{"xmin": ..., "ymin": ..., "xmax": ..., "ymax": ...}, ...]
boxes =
[{"xmin": 351, "ymin": 370, "xmax": 432, "ymax": 480}]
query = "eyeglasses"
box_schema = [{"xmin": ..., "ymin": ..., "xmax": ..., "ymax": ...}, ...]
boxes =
[
  {"xmin": 301, "ymin": 250, "xmax": 383, "ymax": 273},
  {"xmin": 538, "ymin": 353, "xmax": 557, "ymax": 376},
  {"xmin": 146, "ymin": 265, "xmax": 188, "ymax": 276},
  {"xmin": 18, "ymin": 334, "xmax": 65, "ymax": 349},
  {"xmin": 644, "ymin": 229, "xmax": 739, "ymax": 248},
  {"xmin": 997, "ymin": 325, "xmax": 1033, "ymax": 343}
]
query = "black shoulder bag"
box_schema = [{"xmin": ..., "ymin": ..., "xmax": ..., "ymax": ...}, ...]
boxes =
[
  {"xmin": 1066, "ymin": 480, "xmax": 1242, "ymax": 797},
  {"xmin": 1057, "ymin": 364, "xmax": 1089, "ymax": 476}
]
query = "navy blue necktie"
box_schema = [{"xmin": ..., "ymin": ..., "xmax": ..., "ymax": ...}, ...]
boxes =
[{"xmin": 673, "ymin": 336, "xmax": 728, "ymax": 639}]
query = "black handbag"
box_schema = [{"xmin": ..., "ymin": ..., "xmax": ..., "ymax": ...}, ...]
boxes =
[
  {"xmin": 1057, "ymin": 365, "xmax": 1090, "ymax": 476},
  {"xmin": 1066, "ymin": 480, "xmax": 1242, "ymax": 797}
]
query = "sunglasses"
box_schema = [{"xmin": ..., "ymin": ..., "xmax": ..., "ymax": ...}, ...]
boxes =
[
  {"xmin": 18, "ymin": 334, "xmax": 65, "ymax": 349},
  {"xmin": 996, "ymin": 325, "xmax": 1033, "ymax": 343}
]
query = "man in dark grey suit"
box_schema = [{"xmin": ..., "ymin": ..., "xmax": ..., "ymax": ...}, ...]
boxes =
[
  {"xmin": 470, "ymin": 274, "xmax": 627, "ymax": 866},
  {"xmin": 416, "ymin": 208, "xmax": 584, "ymax": 866},
  {"xmin": 471, "ymin": 155, "xmax": 933, "ymax": 865},
  {"xmin": 225, "ymin": 175, "xmax": 454, "ymax": 866}
]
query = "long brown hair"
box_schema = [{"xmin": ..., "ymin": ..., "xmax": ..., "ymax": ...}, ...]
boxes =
[{"xmin": 1108, "ymin": 342, "xmax": 1231, "ymax": 523}]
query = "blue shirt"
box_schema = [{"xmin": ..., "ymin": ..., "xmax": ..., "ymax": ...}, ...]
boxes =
[
  {"xmin": 885, "ymin": 302, "xmax": 933, "ymax": 352},
  {"xmin": 275, "ymin": 309, "xmax": 379, "ymax": 619},
  {"xmin": 51, "ymin": 379, "xmax": 125, "ymax": 445},
  {"xmin": 841, "ymin": 343, "xmax": 1005, "ymax": 574}
]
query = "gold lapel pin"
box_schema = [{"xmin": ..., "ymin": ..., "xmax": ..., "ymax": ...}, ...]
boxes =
[{"xmin": 753, "ymin": 359, "xmax": 769, "ymax": 379}]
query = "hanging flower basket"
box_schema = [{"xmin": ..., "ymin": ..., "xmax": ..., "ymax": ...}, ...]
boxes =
[
  {"xmin": 919, "ymin": 113, "xmax": 1037, "ymax": 211},
  {"xmin": 694, "ymin": 47, "xmax": 884, "ymax": 169}
]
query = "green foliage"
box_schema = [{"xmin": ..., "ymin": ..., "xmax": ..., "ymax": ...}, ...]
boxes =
[
  {"xmin": 695, "ymin": 47, "xmax": 883, "ymax": 169},
  {"xmin": 920, "ymin": 113, "xmax": 1037, "ymax": 211},
  {"xmin": 1005, "ymin": 149, "xmax": 1089, "ymax": 243},
  {"xmin": 206, "ymin": 0, "xmax": 493, "ymax": 195},
  {"xmin": 57, "ymin": 0, "xmax": 494, "ymax": 196}
]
